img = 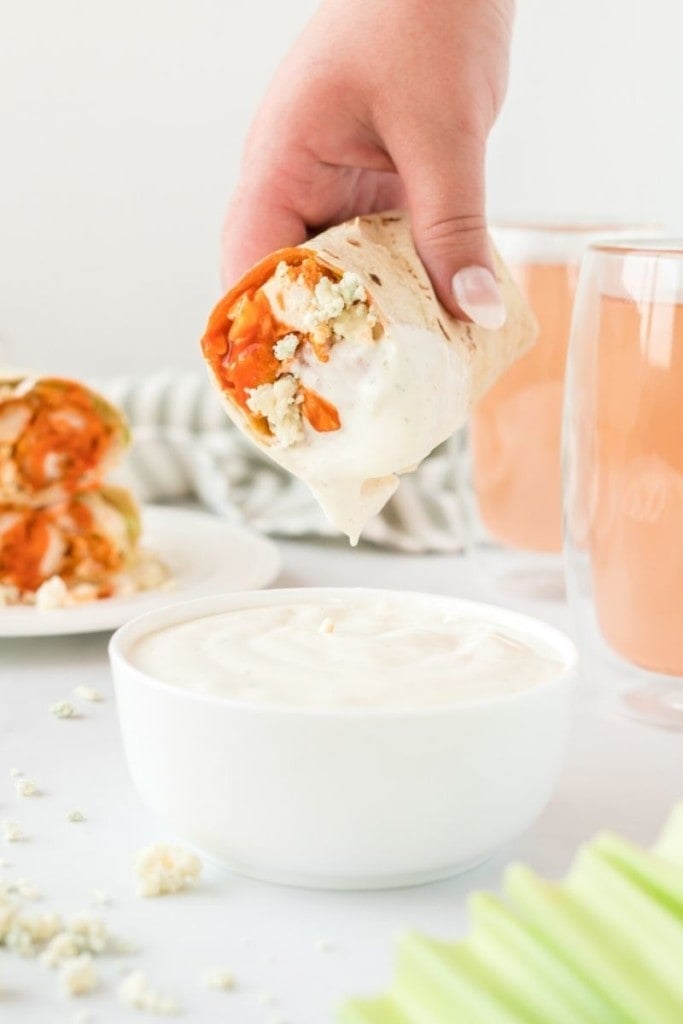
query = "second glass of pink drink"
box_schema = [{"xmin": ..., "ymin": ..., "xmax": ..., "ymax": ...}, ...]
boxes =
[{"xmin": 565, "ymin": 239, "xmax": 683, "ymax": 726}]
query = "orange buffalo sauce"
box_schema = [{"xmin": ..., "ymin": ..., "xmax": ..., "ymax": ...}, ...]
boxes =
[
  {"xmin": 300, "ymin": 388, "xmax": 341, "ymax": 432},
  {"xmin": 14, "ymin": 381, "xmax": 115, "ymax": 493},
  {"xmin": 1, "ymin": 515, "xmax": 53, "ymax": 591},
  {"xmin": 201, "ymin": 250, "xmax": 341, "ymax": 438},
  {"xmin": 0, "ymin": 499, "xmax": 123, "ymax": 594}
]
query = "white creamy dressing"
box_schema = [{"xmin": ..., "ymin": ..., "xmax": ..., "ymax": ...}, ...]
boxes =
[
  {"xmin": 290, "ymin": 323, "xmax": 470, "ymax": 541},
  {"xmin": 251, "ymin": 265, "xmax": 473, "ymax": 544},
  {"xmin": 129, "ymin": 599, "xmax": 563, "ymax": 710}
]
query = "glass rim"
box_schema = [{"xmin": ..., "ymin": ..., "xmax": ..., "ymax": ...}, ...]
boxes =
[
  {"xmin": 490, "ymin": 220, "xmax": 657, "ymax": 235},
  {"xmin": 588, "ymin": 237, "xmax": 683, "ymax": 257}
]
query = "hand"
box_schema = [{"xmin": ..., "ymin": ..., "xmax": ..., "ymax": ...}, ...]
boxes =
[{"xmin": 221, "ymin": 0, "xmax": 514, "ymax": 328}]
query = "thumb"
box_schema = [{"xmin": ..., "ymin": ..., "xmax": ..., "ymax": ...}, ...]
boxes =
[{"xmin": 397, "ymin": 132, "xmax": 506, "ymax": 329}]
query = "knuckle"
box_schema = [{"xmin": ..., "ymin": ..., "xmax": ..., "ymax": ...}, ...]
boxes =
[
  {"xmin": 417, "ymin": 213, "xmax": 488, "ymax": 253},
  {"xmin": 452, "ymin": 109, "xmax": 489, "ymax": 146}
]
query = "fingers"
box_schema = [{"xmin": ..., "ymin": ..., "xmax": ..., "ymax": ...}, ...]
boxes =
[
  {"xmin": 220, "ymin": 182, "xmax": 308, "ymax": 290},
  {"xmin": 394, "ymin": 127, "xmax": 506, "ymax": 328},
  {"xmin": 220, "ymin": 166, "xmax": 404, "ymax": 290}
]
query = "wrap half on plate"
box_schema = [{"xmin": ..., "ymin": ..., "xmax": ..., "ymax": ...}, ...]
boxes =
[
  {"xmin": 201, "ymin": 212, "xmax": 537, "ymax": 542},
  {"xmin": 0, "ymin": 486, "xmax": 140, "ymax": 598},
  {"xmin": 0, "ymin": 376, "xmax": 130, "ymax": 506}
]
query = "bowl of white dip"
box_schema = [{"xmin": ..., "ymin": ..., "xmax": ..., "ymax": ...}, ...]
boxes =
[{"xmin": 109, "ymin": 588, "xmax": 576, "ymax": 889}]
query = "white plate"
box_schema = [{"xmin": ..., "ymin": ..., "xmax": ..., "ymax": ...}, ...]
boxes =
[{"xmin": 0, "ymin": 506, "xmax": 282, "ymax": 638}]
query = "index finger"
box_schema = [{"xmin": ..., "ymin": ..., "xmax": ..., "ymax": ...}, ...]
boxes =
[{"xmin": 220, "ymin": 184, "xmax": 308, "ymax": 289}]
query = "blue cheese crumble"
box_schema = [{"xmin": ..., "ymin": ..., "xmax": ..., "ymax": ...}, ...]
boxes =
[{"xmin": 246, "ymin": 375, "xmax": 304, "ymax": 449}]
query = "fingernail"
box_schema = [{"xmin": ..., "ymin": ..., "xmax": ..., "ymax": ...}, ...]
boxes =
[{"xmin": 451, "ymin": 266, "xmax": 507, "ymax": 330}]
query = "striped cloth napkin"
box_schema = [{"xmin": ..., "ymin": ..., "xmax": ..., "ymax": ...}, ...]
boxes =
[{"xmin": 95, "ymin": 370, "xmax": 469, "ymax": 553}]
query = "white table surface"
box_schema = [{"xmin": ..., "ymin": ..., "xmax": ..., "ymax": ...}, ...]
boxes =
[{"xmin": 3, "ymin": 537, "xmax": 682, "ymax": 1023}]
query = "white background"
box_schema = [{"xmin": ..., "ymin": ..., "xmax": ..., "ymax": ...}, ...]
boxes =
[{"xmin": 1, "ymin": 0, "xmax": 681, "ymax": 377}]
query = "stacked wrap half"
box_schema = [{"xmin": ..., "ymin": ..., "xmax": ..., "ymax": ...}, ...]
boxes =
[
  {"xmin": 0, "ymin": 376, "xmax": 140, "ymax": 601},
  {"xmin": 202, "ymin": 212, "xmax": 537, "ymax": 542}
]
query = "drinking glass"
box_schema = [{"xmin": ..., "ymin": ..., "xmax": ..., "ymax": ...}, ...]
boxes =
[
  {"xmin": 564, "ymin": 239, "xmax": 683, "ymax": 727},
  {"xmin": 470, "ymin": 223, "xmax": 649, "ymax": 600}
]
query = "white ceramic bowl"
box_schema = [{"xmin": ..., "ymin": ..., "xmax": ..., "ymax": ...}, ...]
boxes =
[{"xmin": 109, "ymin": 588, "xmax": 577, "ymax": 890}]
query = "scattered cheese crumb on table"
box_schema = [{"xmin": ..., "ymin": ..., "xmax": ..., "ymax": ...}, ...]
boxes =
[
  {"xmin": 67, "ymin": 912, "xmax": 110, "ymax": 954},
  {"xmin": 15, "ymin": 777, "xmax": 38, "ymax": 797},
  {"xmin": 135, "ymin": 842, "xmax": 202, "ymax": 897},
  {"xmin": 22, "ymin": 912, "xmax": 62, "ymax": 946},
  {"xmin": 67, "ymin": 810, "xmax": 86, "ymax": 823},
  {"xmin": 118, "ymin": 969, "xmax": 179, "ymax": 1015},
  {"xmin": 73, "ymin": 685, "xmax": 104, "ymax": 702},
  {"xmin": 51, "ymin": 701, "xmax": 77, "ymax": 719},
  {"xmin": 41, "ymin": 912, "xmax": 112, "ymax": 967},
  {"xmin": 16, "ymin": 879, "xmax": 40, "ymax": 900},
  {"xmin": 2, "ymin": 908, "xmax": 63, "ymax": 956},
  {"xmin": 42, "ymin": 931, "xmax": 80, "ymax": 968},
  {"xmin": 201, "ymin": 967, "xmax": 235, "ymax": 991},
  {"xmin": 60, "ymin": 953, "xmax": 98, "ymax": 996},
  {"xmin": 318, "ymin": 617, "xmax": 335, "ymax": 635},
  {"xmin": 2, "ymin": 820, "xmax": 23, "ymax": 843}
]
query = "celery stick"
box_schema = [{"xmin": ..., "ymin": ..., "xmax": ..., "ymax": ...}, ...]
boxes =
[
  {"xmin": 469, "ymin": 923, "xmax": 593, "ymax": 1024},
  {"xmin": 567, "ymin": 845, "xmax": 683, "ymax": 1005},
  {"xmin": 337, "ymin": 995, "xmax": 412, "ymax": 1024},
  {"xmin": 470, "ymin": 892, "xmax": 623, "ymax": 1024},
  {"xmin": 594, "ymin": 831, "xmax": 683, "ymax": 915},
  {"xmin": 339, "ymin": 807, "xmax": 683, "ymax": 1022},
  {"xmin": 393, "ymin": 931, "xmax": 538, "ymax": 1024},
  {"xmin": 504, "ymin": 864, "xmax": 679, "ymax": 1023}
]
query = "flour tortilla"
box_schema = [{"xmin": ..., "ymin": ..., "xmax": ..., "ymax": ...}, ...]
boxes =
[
  {"xmin": 300, "ymin": 212, "xmax": 536, "ymax": 399},
  {"xmin": 202, "ymin": 211, "xmax": 537, "ymax": 540}
]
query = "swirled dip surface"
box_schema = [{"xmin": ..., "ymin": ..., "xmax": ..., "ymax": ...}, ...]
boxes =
[{"xmin": 129, "ymin": 597, "xmax": 564, "ymax": 710}]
